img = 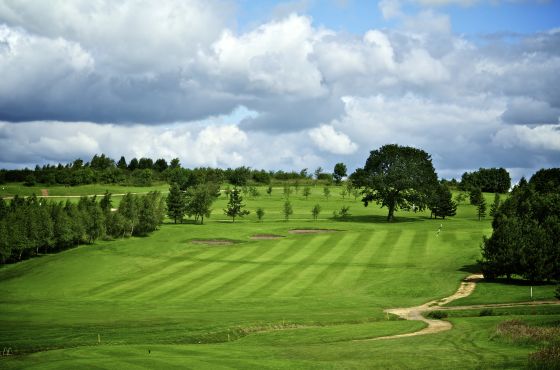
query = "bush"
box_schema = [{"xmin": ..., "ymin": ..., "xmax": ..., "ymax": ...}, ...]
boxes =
[
  {"xmin": 427, "ymin": 311, "xmax": 448, "ymax": 319},
  {"xmin": 479, "ymin": 308, "xmax": 494, "ymax": 317}
]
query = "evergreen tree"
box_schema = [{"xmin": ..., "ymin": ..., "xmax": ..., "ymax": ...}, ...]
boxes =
[
  {"xmin": 489, "ymin": 193, "xmax": 501, "ymax": 217},
  {"xmin": 224, "ymin": 188, "xmax": 250, "ymax": 223},
  {"xmin": 429, "ymin": 184, "xmax": 457, "ymax": 219},
  {"xmin": 117, "ymin": 156, "xmax": 127, "ymax": 169},
  {"xmin": 166, "ymin": 183, "xmax": 186, "ymax": 224},
  {"xmin": 477, "ymin": 197, "xmax": 487, "ymax": 221},
  {"xmin": 469, "ymin": 188, "xmax": 483, "ymax": 206}
]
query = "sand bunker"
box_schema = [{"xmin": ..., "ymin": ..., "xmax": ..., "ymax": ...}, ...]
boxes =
[
  {"xmin": 250, "ymin": 234, "xmax": 285, "ymax": 240},
  {"xmin": 288, "ymin": 229, "xmax": 338, "ymax": 234},
  {"xmin": 190, "ymin": 239, "xmax": 234, "ymax": 246}
]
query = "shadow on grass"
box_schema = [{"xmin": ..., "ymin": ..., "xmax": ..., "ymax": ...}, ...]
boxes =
[
  {"xmin": 330, "ymin": 214, "xmax": 429, "ymax": 224},
  {"xmin": 459, "ymin": 263, "xmax": 482, "ymax": 274},
  {"xmin": 479, "ymin": 277, "xmax": 557, "ymax": 287}
]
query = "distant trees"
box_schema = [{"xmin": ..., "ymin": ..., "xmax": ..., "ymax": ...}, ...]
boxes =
[
  {"xmin": 351, "ymin": 144, "xmax": 438, "ymax": 222},
  {"xmin": 0, "ymin": 192, "xmax": 164, "ymax": 264},
  {"xmin": 480, "ymin": 170, "xmax": 560, "ymax": 282},
  {"xmin": 333, "ymin": 163, "xmax": 347, "ymax": 185},
  {"xmin": 224, "ymin": 188, "xmax": 250, "ymax": 222},
  {"xmin": 460, "ymin": 168, "xmax": 511, "ymax": 193}
]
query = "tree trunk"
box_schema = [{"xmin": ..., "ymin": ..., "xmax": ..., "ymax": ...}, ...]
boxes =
[{"xmin": 387, "ymin": 202, "xmax": 395, "ymax": 222}]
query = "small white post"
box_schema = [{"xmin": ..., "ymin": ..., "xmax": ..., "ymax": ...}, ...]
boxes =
[
  {"xmin": 98, "ymin": 334, "xmax": 101, "ymax": 344},
  {"xmin": 530, "ymin": 286, "xmax": 533, "ymax": 299}
]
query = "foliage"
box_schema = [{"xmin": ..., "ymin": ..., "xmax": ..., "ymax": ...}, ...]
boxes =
[
  {"xmin": 427, "ymin": 311, "xmax": 448, "ymax": 319},
  {"xmin": 302, "ymin": 186, "xmax": 311, "ymax": 200},
  {"xmin": 224, "ymin": 188, "xmax": 250, "ymax": 223},
  {"xmin": 333, "ymin": 205, "xmax": 351, "ymax": 219},
  {"xmin": 323, "ymin": 186, "xmax": 331, "ymax": 200},
  {"xmin": 489, "ymin": 193, "xmax": 501, "ymax": 217},
  {"xmin": 480, "ymin": 172, "xmax": 560, "ymax": 282},
  {"xmin": 460, "ymin": 168, "xmax": 511, "ymax": 193},
  {"xmin": 311, "ymin": 204, "xmax": 321, "ymax": 220},
  {"xmin": 256, "ymin": 207, "xmax": 265, "ymax": 222},
  {"xmin": 469, "ymin": 188, "xmax": 483, "ymax": 206},
  {"xmin": 351, "ymin": 144, "xmax": 438, "ymax": 222},
  {"xmin": 333, "ymin": 163, "xmax": 347, "ymax": 185},
  {"xmin": 0, "ymin": 192, "xmax": 163, "ymax": 264},
  {"xmin": 283, "ymin": 200, "xmax": 293, "ymax": 221},
  {"xmin": 479, "ymin": 308, "xmax": 494, "ymax": 316},
  {"xmin": 477, "ymin": 197, "xmax": 487, "ymax": 221},
  {"xmin": 166, "ymin": 183, "xmax": 186, "ymax": 224},
  {"xmin": 185, "ymin": 183, "xmax": 220, "ymax": 224},
  {"xmin": 428, "ymin": 183, "xmax": 457, "ymax": 219}
]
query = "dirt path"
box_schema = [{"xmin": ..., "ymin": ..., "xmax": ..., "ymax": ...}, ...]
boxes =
[{"xmin": 360, "ymin": 274, "xmax": 560, "ymax": 341}]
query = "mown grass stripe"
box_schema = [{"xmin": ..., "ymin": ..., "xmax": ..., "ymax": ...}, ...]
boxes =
[
  {"xmin": 86, "ymin": 247, "xmax": 209, "ymax": 297},
  {"xmin": 250, "ymin": 234, "xmax": 335, "ymax": 298},
  {"xmin": 98, "ymin": 246, "xmax": 237, "ymax": 300},
  {"xmin": 405, "ymin": 230, "xmax": 429, "ymax": 267},
  {"xmin": 175, "ymin": 242, "xmax": 280, "ymax": 299},
  {"xmin": 194, "ymin": 238, "xmax": 299, "ymax": 300},
  {"xmin": 329, "ymin": 231, "xmax": 376, "ymax": 290},
  {"xmin": 354, "ymin": 230, "xmax": 389, "ymax": 284},
  {"xmin": 137, "ymin": 245, "xmax": 261, "ymax": 301},
  {"xmin": 277, "ymin": 233, "xmax": 360, "ymax": 298}
]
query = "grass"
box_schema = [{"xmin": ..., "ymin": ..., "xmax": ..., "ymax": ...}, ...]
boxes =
[{"xmin": 0, "ymin": 184, "xmax": 558, "ymax": 369}]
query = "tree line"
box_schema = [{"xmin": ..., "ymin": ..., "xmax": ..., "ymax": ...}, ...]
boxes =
[
  {"xmin": 480, "ymin": 168, "xmax": 560, "ymax": 282},
  {"xmin": 459, "ymin": 167, "xmax": 511, "ymax": 193},
  {"xmin": 0, "ymin": 192, "xmax": 164, "ymax": 264},
  {"xmin": 0, "ymin": 154, "xmax": 341, "ymax": 188}
]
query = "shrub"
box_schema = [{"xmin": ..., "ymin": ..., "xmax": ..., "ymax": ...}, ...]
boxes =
[
  {"xmin": 427, "ymin": 311, "xmax": 448, "ymax": 319},
  {"xmin": 479, "ymin": 308, "xmax": 494, "ymax": 317}
]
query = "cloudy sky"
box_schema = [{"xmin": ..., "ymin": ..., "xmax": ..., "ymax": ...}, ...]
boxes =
[{"xmin": 0, "ymin": 0, "xmax": 559, "ymax": 180}]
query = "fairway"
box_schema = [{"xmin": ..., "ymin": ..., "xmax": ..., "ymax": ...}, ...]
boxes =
[{"xmin": 1, "ymin": 186, "xmax": 558, "ymax": 369}]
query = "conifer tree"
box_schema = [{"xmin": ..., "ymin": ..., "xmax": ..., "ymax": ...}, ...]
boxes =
[
  {"xmin": 166, "ymin": 183, "xmax": 186, "ymax": 224},
  {"xmin": 224, "ymin": 188, "xmax": 250, "ymax": 223}
]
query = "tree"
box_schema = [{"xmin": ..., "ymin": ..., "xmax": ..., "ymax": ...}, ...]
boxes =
[
  {"xmin": 489, "ymin": 193, "xmax": 501, "ymax": 218},
  {"xmin": 166, "ymin": 183, "xmax": 186, "ymax": 224},
  {"xmin": 311, "ymin": 204, "xmax": 321, "ymax": 220},
  {"xmin": 136, "ymin": 191, "xmax": 164, "ymax": 235},
  {"xmin": 303, "ymin": 186, "xmax": 311, "ymax": 200},
  {"xmin": 256, "ymin": 207, "xmax": 265, "ymax": 222},
  {"xmin": 170, "ymin": 158, "xmax": 181, "ymax": 169},
  {"xmin": 117, "ymin": 156, "xmax": 127, "ymax": 170},
  {"xmin": 283, "ymin": 200, "xmax": 293, "ymax": 221},
  {"xmin": 128, "ymin": 158, "xmax": 139, "ymax": 171},
  {"xmin": 283, "ymin": 184, "xmax": 292, "ymax": 198},
  {"xmin": 314, "ymin": 167, "xmax": 323, "ymax": 180},
  {"xmin": 224, "ymin": 188, "xmax": 250, "ymax": 223},
  {"xmin": 351, "ymin": 144, "xmax": 438, "ymax": 222},
  {"xmin": 99, "ymin": 191, "xmax": 112, "ymax": 213},
  {"xmin": 333, "ymin": 163, "xmax": 347, "ymax": 185},
  {"xmin": 469, "ymin": 188, "xmax": 483, "ymax": 206},
  {"xmin": 186, "ymin": 183, "xmax": 220, "ymax": 224},
  {"xmin": 266, "ymin": 185, "xmax": 272, "ymax": 196},
  {"xmin": 428, "ymin": 183, "xmax": 457, "ymax": 219},
  {"xmin": 323, "ymin": 186, "xmax": 330, "ymax": 200},
  {"xmin": 154, "ymin": 158, "xmax": 168, "ymax": 172},
  {"xmin": 118, "ymin": 193, "xmax": 139, "ymax": 236},
  {"xmin": 477, "ymin": 197, "xmax": 487, "ymax": 221}
]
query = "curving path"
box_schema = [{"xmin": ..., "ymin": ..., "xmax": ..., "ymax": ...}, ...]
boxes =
[{"xmin": 360, "ymin": 274, "xmax": 560, "ymax": 341}]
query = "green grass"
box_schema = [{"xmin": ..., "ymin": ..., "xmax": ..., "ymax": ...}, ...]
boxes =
[{"xmin": 1, "ymin": 184, "xmax": 558, "ymax": 368}]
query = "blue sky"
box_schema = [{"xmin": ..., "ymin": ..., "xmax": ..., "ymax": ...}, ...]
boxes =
[{"xmin": 0, "ymin": 0, "xmax": 559, "ymax": 181}]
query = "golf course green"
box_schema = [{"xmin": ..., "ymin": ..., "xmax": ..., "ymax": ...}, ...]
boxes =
[{"xmin": 1, "ymin": 185, "xmax": 558, "ymax": 369}]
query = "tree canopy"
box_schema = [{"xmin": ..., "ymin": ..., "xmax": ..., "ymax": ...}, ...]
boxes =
[{"xmin": 351, "ymin": 144, "xmax": 438, "ymax": 222}]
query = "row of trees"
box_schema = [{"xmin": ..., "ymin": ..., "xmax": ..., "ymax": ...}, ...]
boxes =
[
  {"xmin": 0, "ymin": 192, "xmax": 164, "ymax": 264},
  {"xmin": 480, "ymin": 169, "xmax": 560, "ymax": 282},
  {"xmin": 0, "ymin": 154, "xmax": 350, "ymax": 188},
  {"xmin": 460, "ymin": 167, "xmax": 511, "ymax": 193}
]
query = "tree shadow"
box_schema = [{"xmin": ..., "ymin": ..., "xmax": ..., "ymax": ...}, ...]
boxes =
[
  {"xmin": 459, "ymin": 263, "xmax": 482, "ymax": 274},
  {"xmin": 480, "ymin": 277, "xmax": 556, "ymax": 287},
  {"xmin": 331, "ymin": 214, "xmax": 429, "ymax": 224}
]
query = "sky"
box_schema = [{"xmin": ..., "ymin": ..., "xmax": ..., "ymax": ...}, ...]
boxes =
[{"xmin": 0, "ymin": 0, "xmax": 559, "ymax": 181}]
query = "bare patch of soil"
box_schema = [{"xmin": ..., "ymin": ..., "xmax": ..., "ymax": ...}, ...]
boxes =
[
  {"xmin": 250, "ymin": 234, "xmax": 285, "ymax": 240},
  {"xmin": 190, "ymin": 239, "xmax": 234, "ymax": 246},
  {"xmin": 288, "ymin": 229, "xmax": 338, "ymax": 234},
  {"xmin": 40, "ymin": 189, "xmax": 49, "ymax": 196}
]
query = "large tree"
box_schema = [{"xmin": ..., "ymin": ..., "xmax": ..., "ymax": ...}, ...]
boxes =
[
  {"xmin": 185, "ymin": 183, "xmax": 220, "ymax": 224},
  {"xmin": 429, "ymin": 183, "xmax": 457, "ymax": 219},
  {"xmin": 333, "ymin": 163, "xmax": 347, "ymax": 185},
  {"xmin": 351, "ymin": 144, "xmax": 438, "ymax": 222}
]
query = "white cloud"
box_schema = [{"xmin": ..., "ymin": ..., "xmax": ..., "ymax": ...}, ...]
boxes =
[
  {"xmin": 493, "ymin": 124, "xmax": 560, "ymax": 151},
  {"xmin": 309, "ymin": 125, "xmax": 358, "ymax": 154}
]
